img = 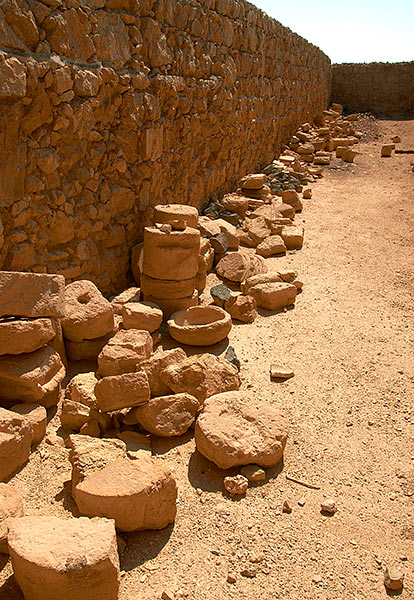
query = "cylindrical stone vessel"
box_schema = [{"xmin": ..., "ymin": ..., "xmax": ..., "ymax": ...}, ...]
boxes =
[{"xmin": 143, "ymin": 227, "xmax": 200, "ymax": 281}]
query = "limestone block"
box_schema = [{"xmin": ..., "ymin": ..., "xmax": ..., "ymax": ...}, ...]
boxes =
[
  {"xmin": 62, "ymin": 280, "xmax": 114, "ymax": 342},
  {"xmin": 0, "ymin": 317, "xmax": 56, "ymax": 355},
  {"xmin": 68, "ymin": 434, "xmax": 127, "ymax": 492},
  {"xmin": 65, "ymin": 327, "xmax": 118, "ymax": 362},
  {"xmin": 281, "ymin": 226, "xmax": 304, "ymax": 249},
  {"xmin": 0, "ymin": 483, "xmax": 24, "ymax": 554},
  {"xmin": 0, "ymin": 272, "xmax": 65, "ymax": 318},
  {"xmin": 110, "ymin": 287, "xmax": 141, "ymax": 315},
  {"xmin": 256, "ymin": 235, "xmax": 287, "ymax": 257},
  {"xmin": 143, "ymin": 227, "xmax": 200, "ymax": 281},
  {"xmin": 97, "ymin": 329, "xmax": 153, "ymax": 377},
  {"xmin": 241, "ymin": 272, "xmax": 283, "ymax": 294},
  {"xmin": 140, "ymin": 274, "xmax": 196, "ymax": 300},
  {"xmin": 122, "ymin": 302, "xmax": 163, "ymax": 333},
  {"xmin": 161, "ymin": 353, "xmax": 240, "ymax": 403},
  {"xmin": 281, "ymin": 190, "xmax": 303, "ymax": 211},
  {"xmin": 216, "ymin": 251, "xmax": 267, "ymax": 283},
  {"xmin": 8, "ymin": 516, "xmax": 120, "ymax": 600},
  {"xmin": 0, "ymin": 408, "xmax": 33, "ymax": 481},
  {"xmin": 0, "ymin": 57, "xmax": 26, "ymax": 101},
  {"xmin": 240, "ymin": 173, "xmax": 266, "ymax": 189},
  {"xmin": 224, "ymin": 294, "xmax": 257, "ymax": 323},
  {"xmin": 10, "ymin": 403, "xmax": 47, "ymax": 444},
  {"xmin": 95, "ymin": 372, "xmax": 150, "ymax": 412},
  {"xmin": 246, "ymin": 281, "xmax": 297, "ymax": 311},
  {"xmin": 142, "ymin": 290, "xmax": 198, "ymax": 320},
  {"xmin": 195, "ymin": 391, "xmax": 289, "ymax": 469},
  {"xmin": 135, "ymin": 393, "xmax": 200, "ymax": 437},
  {"xmin": 75, "ymin": 458, "xmax": 177, "ymax": 531},
  {"xmin": 153, "ymin": 204, "xmax": 199, "ymax": 228},
  {"xmin": 138, "ymin": 348, "xmax": 187, "ymax": 397},
  {"xmin": 0, "ymin": 345, "xmax": 65, "ymax": 407}
]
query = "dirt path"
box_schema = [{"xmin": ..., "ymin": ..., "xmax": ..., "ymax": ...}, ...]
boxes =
[{"xmin": 1, "ymin": 117, "xmax": 413, "ymax": 600}]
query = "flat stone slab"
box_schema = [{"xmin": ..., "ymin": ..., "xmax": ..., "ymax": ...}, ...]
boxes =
[
  {"xmin": 95, "ymin": 372, "xmax": 150, "ymax": 412},
  {"xmin": 0, "ymin": 272, "xmax": 65, "ymax": 319},
  {"xmin": 135, "ymin": 393, "xmax": 200, "ymax": 437},
  {"xmin": 0, "ymin": 317, "xmax": 56, "ymax": 355}
]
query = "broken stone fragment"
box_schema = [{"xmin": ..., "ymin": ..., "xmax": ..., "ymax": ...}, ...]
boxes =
[
  {"xmin": 0, "ymin": 483, "xmax": 24, "ymax": 554},
  {"xmin": 95, "ymin": 371, "xmax": 150, "ymax": 412},
  {"xmin": 216, "ymin": 251, "xmax": 267, "ymax": 283},
  {"xmin": 384, "ymin": 566, "xmax": 404, "ymax": 592},
  {"xmin": 74, "ymin": 457, "xmax": 177, "ymax": 531},
  {"xmin": 135, "ymin": 392, "xmax": 200, "ymax": 437},
  {"xmin": 281, "ymin": 226, "xmax": 304, "ymax": 250},
  {"xmin": 0, "ymin": 272, "xmax": 65, "ymax": 319},
  {"xmin": 241, "ymin": 272, "xmax": 283, "ymax": 294},
  {"xmin": 270, "ymin": 364, "xmax": 294, "ymax": 380},
  {"xmin": 67, "ymin": 434, "xmax": 127, "ymax": 492},
  {"xmin": 256, "ymin": 235, "xmax": 287, "ymax": 257},
  {"xmin": 281, "ymin": 190, "xmax": 303, "ymax": 211},
  {"xmin": 210, "ymin": 283, "xmax": 236, "ymax": 308},
  {"xmin": 224, "ymin": 294, "xmax": 257, "ymax": 324},
  {"xmin": 97, "ymin": 329, "xmax": 153, "ymax": 377},
  {"xmin": 110, "ymin": 287, "xmax": 141, "ymax": 315},
  {"xmin": 161, "ymin": 353, "xmax": 240, "ymax": 403},
  {"xmin": 138, "ymin": 347, "xmax": 187, "ymax": 397},
  {"xmin": 122, "ymin": 302, "xmax": 163, "ymax": 333},
  {"xmin": 62, "ymin": 280, "xmax": 114, "ymax": 342},
  {"xmin": 381, "ymin": 144, "xmax": 394, "ymax": 157},
  {"xmin": 10, "ymin": 403, "xmax": 47, "ymax": 444},
  {"xmin": 240, "ymin": 465, "xmax": 266, "ymax": 482},
  {"xmin": 140, "ymin": 273, "xmax": 196, "ymax": 300},
  {"xmin": 240, "ymin": 173, "xmax": 267, "ymax": 190},
  {"xmin": 0, "ymin": 317, "xmax": 56, "ymax": 356},
  {"xmin": 244, "ymin": 281, "xmax": 297, "ymax": 311},
  {"xmin": 0, "ymin": 408, "xmax": 33, "ymax": 482},
  {"xmin": 224, "ymin": 475, "xmax": 248, "ymax": 496},
  {"xmin": 195, "ymin": 391, "xmax": 288, "ymax": 469},
  {"xmin": 8, "ymin": 516, "xmax": 120, "ymax": 600},
  {"xmin": 0, "ymin": 345, "xmax": 65, "ymax": 407}
]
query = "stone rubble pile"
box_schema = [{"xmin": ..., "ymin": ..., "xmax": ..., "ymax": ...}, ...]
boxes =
[{"xmin": 0, "ymin": 105, "xmax": 365, "ymax": 599}]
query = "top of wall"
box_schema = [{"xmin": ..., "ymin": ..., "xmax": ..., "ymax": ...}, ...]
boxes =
[{"xmin": 333, "ymin": 61, "xmax": 414, "ymax": 66}]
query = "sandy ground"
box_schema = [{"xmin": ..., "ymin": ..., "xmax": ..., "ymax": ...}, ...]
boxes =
[{"xmin": 1, "ymin": 116, "xmax": 413, "ymax": 600}]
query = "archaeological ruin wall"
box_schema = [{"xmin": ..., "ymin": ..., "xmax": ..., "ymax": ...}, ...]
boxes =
[
  {"xmin": 331, "ymin": 61, "xmax": 414, "ymax": 116},
  {"xmin": 0, "ymin": 0, "xmax": 330, "ymax": 294}
]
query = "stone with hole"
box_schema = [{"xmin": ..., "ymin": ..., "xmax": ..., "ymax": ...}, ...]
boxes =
[{"xmin": 62, "ymin": 280, "xmax": 114, "ymax": 342}]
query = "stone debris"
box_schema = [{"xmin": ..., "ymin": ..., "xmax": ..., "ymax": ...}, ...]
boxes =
[
  {"xmin": 10, "ymin": 403, "xmax": 47, "ymax": 444},
  {"xmin": 282, "ymin": 500, "xmax": 293, "ymax": 513},
  {"xmin": 138, "ymin": 348, "xmax": 187, "ymax": 397},
  {"xmin": 216, "ymin": 251, "xmax": 267, "ymax": 283},
  {"xmin": 381, "ymin": 144, "xmax": 394, "ymax": 157},
  {"xmin": 0, "ymin": 317, "xmax": 56, "ymax": 356},
  {"xmin": 0, "ymin": 483, "xmax": 25, "ymax": 554},
  {"xmin": 122, "ymin": 301, "xmax": 163, "ymax": 333},
  {"xmin": 240, "ymin": 465, "xmax": 266, "ymax": 482},
  {"xmin": 270, "ymin": 364, "xmax": 295, "ymax": 380},
  {"xmin": 161, "ymin": 354, "xmax": 240, "ymax": 404},
  {"xmin": 224, "ymin": 474, "xmax": 249, "ymax": 496},
  {"xmin": 8, "ymin": 516, "xmax": 120, "ymax": 600},
  {"xmin": 383, "ymin": 566, "xmax": 404, "ymax": 592},
  {"xmin": 95, "ymin": 371, "xmax": 150, "ymax": 413},
  {"xmin": 97, "ymin": 329, "xmax": 153, "ymax": 377},
  {"xmin": 0, "ymin": 272, "xmax": 65, "ymax": 319},
  {"xmin": 255, "ymin": 235, "xmax": 287, "ymax": 257},
  {"xmin": 135, "ymin": 393, "xmax": 200, "ymax": 437},
  {"xmin": 75, "ymin": 457, "xmax": 177, "ymax": 531},
  {"xmin": 110, "ymin": 287, "xmax": 141, "ymax": 315},
  {"xmin": 0, "ymin": 408, "xmax": 33, "ymax": 482},
  {"xmin": 320, "ymin": 499, "xmax": 337, "ymax": 515},
  {"xmin": 195, "ymin": 391, "xmax": 288, "ymax": 469},
  {"xmin": 243, "ymin": 281, "xmax": 297, "ymax": 311},
  {"xmin": 224, "ymin": 294, "xmax": 257, "ymax": 324},
  {"xmin": 167, "ymin": 305, "xmax": 232, "ymax": 346}
]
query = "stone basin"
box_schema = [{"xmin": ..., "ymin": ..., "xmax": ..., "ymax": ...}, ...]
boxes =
[{"xmin": 167, "ymin": 306, "xmax": 232, "ymax": 346}]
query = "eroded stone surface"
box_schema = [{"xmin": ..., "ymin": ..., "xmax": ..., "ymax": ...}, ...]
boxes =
[
  {"xmin": 62, "ymin": 280, "xmax": 114, "ymax": 342},
  {"xmin": 95, "ymin": 372, "xmax": 150, "ymax": 412},
  {"xmin": 8, "ymin": 516, "xmax": 120, "ymax": 600},
  {"xmin": 0, "ymin": 317, "xmax": 56, "ymax": 355},
  {"xmin": 135, "ymin": 393, "xmax": 200, "ymax": 437},
  {"xmin": 0, "ymin": 273, "xmax": 65, "ymax": 319},
  {"xmin": 0, "ymin": 483, "xmax": 24, "ymax": 554},
  {"xmin": 138, "ymin": 348, "xmax": 187, "ymax": 397},
  {"xmin": 195, "ymin": 391, "xmax": 288, "ymax": 469},
  {"xmin": 97, "ymin": 329, "xmax": 153, "ymax": 377},
  {"xmin": 168, "ymin": 305, "xmax": 232, "ymax": 346},
  {"xmin": 10, "ymin": 403, "xmax": 47, "ymax": 444},
  {"xmin": 122, "ymin": 302, "xmax": 163, "ymax": 333},
  {"xmin": 0, "ymin": 408, "xmax": 33, "ymax": 481}
]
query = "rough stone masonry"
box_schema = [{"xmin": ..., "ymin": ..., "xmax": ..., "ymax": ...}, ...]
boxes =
[{"xmin": 0, "ymin": 0, "xmax": 330, "ymax": 294}]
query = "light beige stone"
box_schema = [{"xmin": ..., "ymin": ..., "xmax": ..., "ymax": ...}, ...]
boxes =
[
  {"xmin": 95, "ymin": 372, "xmax": 150, "ymax": 412},
  {"xmin": 0, "ymin": 317, "xmax": 56, "ymax": 355},
  {"xmin": 62, "ymin": 280, "xmax": 114, "ymax": 342},
  {"xmin": 138, "ymin": 348, "xmax": 187, "ymax": 397},
  {"xmin": 241, "ymin": 272, "xmax": 283, "ymax": 294},
  {"xmin": 122, "ymin": 302, "xmax": 163, "ymax": 333},
  {"xmin": 240, "ymin": 173, "xmax": 267, "ymax": 190},
  {"xmin": 195, "ymin": 391, "xmax": 289, "ymax": 469},
  {"xmin": 153, "ymin": 204, "xmax": 199, "ymax": 228},
  {"xmin": 75, "ymin": 458, "xmax": 177, "ymax": 531},
  {"xmin": 8, "ymin": 516, "xmax": 120, "ymax": 600},
  {"xmin": 65, "ymin": 328, "xmax": 117, "ymax": 362},
  {"xmin": 256, "ymin": 235, "xmax": 287, "ymax": 257},
  {"xmin": 10, "ymin": 404, "xmax": 47, "ymax": 444},
  {"xmin": 224, "ymin": 294, "xmax": 257, "ymax": 323},
  {"xmin": 143, "ymin": 226, "xmax": 200, "ymax": 281},
  {"xmin": 135, "ymin": 393, "xmax": 200, "ymax": 437},
  {"xmin": 168, "ymin": 306, "xmax": 232, "ymax": 346},
  {"xmin": 0, "ymin": 483, "xmax": 24, "ymax": 554},
  {"xmin": 246, "ymin": 281, "xmax": 297, "ymax": 311},
  {"xmin": 142, "ymin": 290, "xmax": 198, "ymax": 320},
  {"xmin": 161, "ymin": 353, "xmax": 240, "ymax": 403},
  {"xmin": 97, "ymin": 329, "xmax": 153, "ymax": 377},
  {"xmin": 281, "ymin": 189, "xmax": 303, "ymax": 211},
  {"xmin": 68, "ymin": 434, "xmax": 127, "ymax": 492},
  {"xmin": 0, "ymin": 345, "xmax": 65, "ymax": 407},
  {"xmin": 281, "ymin": 226, "xmax": 304, "ymax": 249},
  {"xmin": 111, "ymin": 287, "xmax": 141, "ymax": 315},
  {"xmin": 216, "ymin": 251, "xmax": 267, "ymax": 283},
  {"xmin": 140, "ymin": 273, "xmax": 196, "ymax": 300},
  {"xmin": 0, "ymin": 408, "xmax": 33, "ymax": 481},
  {"xmin": 0, "ymin": 272, "xmax": 65, "ymax": 319}
]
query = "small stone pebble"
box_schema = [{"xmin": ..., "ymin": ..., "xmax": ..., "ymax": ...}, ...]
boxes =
[
  {"xmin": 320, "ymin": 499, "xmax": 337, "ymax": 514},
  {"xmin": 282, "ymin": 500, "xmax": 292, "ymax": 513},
  {"xmin": 240, "ymin": 465, "xmax": 266, "ymax": 482},
  {"xmin": 270, "ymin": 364, "xmax": 294, "ymax": 380},
  {"xmin": 384, "ymin": 566, "xmax": 404, "ymax": 591},
  {"xmin": 297, "ymin": 497, "xmax": 306, "ymax": 507},
  {"xmin": 241, "ymin": 568, "xmax": 257, "ymax": 578},
  {"xmin": 227, "ymin": 573, "xmax": 236, "ymax": 584},
  {"xmin": 224, "ymin": 475, "xmax": 248, "ymax": 496}
]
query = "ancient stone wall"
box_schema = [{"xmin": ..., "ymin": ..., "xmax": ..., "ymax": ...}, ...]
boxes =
[
  {"xmin": 0, "ymin": 0, "xmax": 330, "ymax": 294},
  {"xmin": 331, "ymin": 62, "xmax": 414, "ymax": 116}
]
